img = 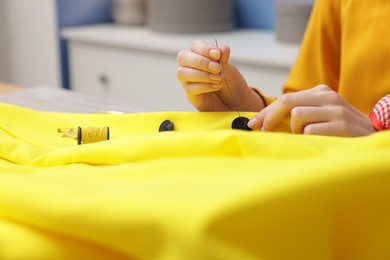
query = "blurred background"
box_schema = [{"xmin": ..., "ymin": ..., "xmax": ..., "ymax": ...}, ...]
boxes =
[{"xmin": 0, "ymin": 0, "xmax": 313, "ymax": 111}]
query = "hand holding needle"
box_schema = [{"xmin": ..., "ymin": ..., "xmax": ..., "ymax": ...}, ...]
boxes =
[{"xmin": 215, "ymin": 39, "xmax": 252, "ymax": 130}]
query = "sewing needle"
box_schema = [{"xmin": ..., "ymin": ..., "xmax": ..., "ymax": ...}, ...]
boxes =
[{"xmin": 215, "ymin": 39, "xmax": 243, "ymax": 120}]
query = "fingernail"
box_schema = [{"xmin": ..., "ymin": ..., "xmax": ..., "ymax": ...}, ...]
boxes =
[
  {"xmin": 209, "ymin": 49, "xmax": 220, "ymax": 60},
  {"xmin": 247, "ymin": 117, "xmax": 257, "ymax": 128},
  {"xmin": 208, "ymin": 62, "xmax": 221, "ymax": 73}
]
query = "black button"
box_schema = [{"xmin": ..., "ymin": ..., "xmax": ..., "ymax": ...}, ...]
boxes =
[
  {"xmin": 231, "ymin": 117, "xmax": 252, "ymax": 131},
  {"xmin": 159, "ymin": 120, "xmax": 174, "ymax": 132}
]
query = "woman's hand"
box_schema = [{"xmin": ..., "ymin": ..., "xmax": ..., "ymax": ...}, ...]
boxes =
[
  {"xmin": 176, "ymin": 40, "xmax": 264, "ymax": 112},
  {"xmin": 248, "ymin": 85, "xmax": 376, "ymax": 136}
]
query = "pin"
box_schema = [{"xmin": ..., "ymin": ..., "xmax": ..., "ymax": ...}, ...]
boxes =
[
  {"xmin": 57, "ymin": 128, "xmax": 77, "ymax": 139},
  {"xmin": 215, "ymin": 39, "xmax": 252, "ymax": 131}
]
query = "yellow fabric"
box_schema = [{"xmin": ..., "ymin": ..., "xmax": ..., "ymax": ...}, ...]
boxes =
[
  {"xmin": 276, "ymin": 0, "xmax": 390, "ymax": 114},
  {"xmin": 1, "ymin": 102, "xmax": 390, "ymax": 259}
]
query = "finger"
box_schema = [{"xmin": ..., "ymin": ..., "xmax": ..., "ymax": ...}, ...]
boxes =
[
  {"xmin": 303, "ymin": 122, "xmax": 346, "ymax": 136},
  {"xmin": 190, "ymin": 40, "xmax": 221, "ymax": 61},
  {"xmin": 247, "ymin": 107, "xmax": 268, "ymax": 130},
  {"xmin": 262, "ymin": 87, "xmax": 337, "ymax": 131},
  {"xmin": 182, "ymin": 82, "xmax": 222, "ymax": 96},
  {"xmin": 303, "ymin": 109, "xmax": 375, "ymax": 137},
  {"xmin": 176, "ymin": 67, "xmax": 222, "ymax": 84},
  {"xmin": 177, "ymin": 50, "xmax": 222, "ymax": 74},
  {"xmin": 290, "ymin": 106, "xmax": 332, "ymax": 134}
]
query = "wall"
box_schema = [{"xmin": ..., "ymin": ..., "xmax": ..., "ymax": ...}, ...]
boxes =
[
  {"xmin": 56, "ymin": 0, "xmax": 112, "ymax": 89},
  {"xmin": 0, "ymin": 0, "xmax": 9, "ymax": 81},
  {"xmin": 1, "ymin": 0, "xmax": 61, "ymax": 88},
  {"xmin": 0, "ymin": 0, "xmax": 276, "ymax": 88},
  {"xmin": 56, "ymin": 0, "xmax": 274, "ymax": 89},
  {"xmin": 235, "ymin": 0, "xmax": 275, "ymax": 30},
  {"xmin": 0, "ymin": 0, "xmax": 112, "ymax": 88}
]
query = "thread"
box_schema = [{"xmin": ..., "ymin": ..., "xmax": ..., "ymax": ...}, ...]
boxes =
[
  {"xmin": 215, "ymin": 39, "xmax": 248, "ymax": 129},
  {"xmin": 77, "ymin": 126, "xmax": 110, "ymax": 145}
]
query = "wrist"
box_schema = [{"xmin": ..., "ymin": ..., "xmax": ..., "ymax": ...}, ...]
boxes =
[{"xmin": 245, "ymin": 87, "xmax": 268, "ymax": 111}]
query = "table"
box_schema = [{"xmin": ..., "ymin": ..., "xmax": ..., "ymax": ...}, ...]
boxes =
[{"xmin": 0, "ymin": 82, "xmax": 20, "ymax": 93}]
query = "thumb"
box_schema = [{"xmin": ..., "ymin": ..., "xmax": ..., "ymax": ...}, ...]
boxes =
[
  {"xmin": 218, "ymin": 44, "xmax": 232, "ymax": 75},
  {"xmin": 217, "ymin": 44, "xmax": 245, "ymax": 87},
  {"xmin": 219, "ymin": 44, "xmax": 231, "ymax": 66},
  {"xmin": 217, "ymin": 44, "xmax": 238, "ymax": 81}
]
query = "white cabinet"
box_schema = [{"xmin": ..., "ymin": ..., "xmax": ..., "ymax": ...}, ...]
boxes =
[
  {"xmin": 63, "ymin": 25, "xmax": 300, "ymax": 111},
  {"xmin": 68, "ymin": 40, "xmax": 192, "ymax": 111}
]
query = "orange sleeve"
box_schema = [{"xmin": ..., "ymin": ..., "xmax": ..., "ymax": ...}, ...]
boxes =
[{"xmin": 283, "ymin": 0, "xmax": 342, "ymax": 94}]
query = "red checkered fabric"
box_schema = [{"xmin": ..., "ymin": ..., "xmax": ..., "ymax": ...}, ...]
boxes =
[{"xmin": 369, "ymin": 95, "xmax": 390, "ymax": 131}]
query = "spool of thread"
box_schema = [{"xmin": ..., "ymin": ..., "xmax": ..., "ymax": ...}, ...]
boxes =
[{"xmin": 77, "ymin": 126, "xmax": 110, "ymax": 145}]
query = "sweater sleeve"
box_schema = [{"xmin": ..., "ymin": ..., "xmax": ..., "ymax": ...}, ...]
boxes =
[{"xmin": 283, "ymin": 0, "xmax": 342, "ymax": 94}]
